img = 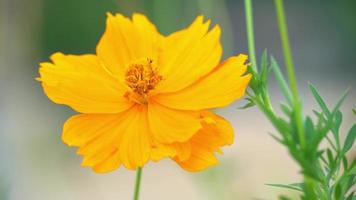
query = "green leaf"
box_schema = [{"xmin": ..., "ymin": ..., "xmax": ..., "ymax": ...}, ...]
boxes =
[
  {"xmin": 279, "ymin": 196, "xmax": 292, "ymax": 200},
  {"xmin": 342, "ymin": 124, "xmax": 356, "ymax": 154},
  {"xmin": 299, "ymin": 164, "xmax": 323, "ymax": 182},
  {"xmin": 309, "ymin": 127, "xmax": 329, "ymax": 152},
  {"xmin": 331, "ymin": 110, "xmax": 342, "ymax": 147},
  {"xmin": 331, "ymin": 87, "xmax": 350, "ymax": 115},
  {"xmin": 313, "ymin": 110, "xmax": 327, "ymax": 129},
  {"xmin": 247, "ymin": 65, "xmax": 260, "ymax": 93},
  {"xmin": 280, "ymin": 103, "xmax": 291, "ymax": 117},
  {"xmin": 308, "ymin": 83, "xmax": 331, "ymax": 117},
  {"xmin": 268, "ymin": 132, "xmax": 285, "ymax": 145},
  {"xmin": 345, "ymin": 192, "xmax": 355, "ymax": 200},
  {"xmin": 333, "ymin": 110, "xmax": 342, "ymax": 133},
  {"xmin": 289, "ymin": 182, "xmax": 304, "ymax": 190},
  {"xmin": 334, "ymin": 184, "xmax": 342, "ymax": 199},
  {"xmin": 271, "ymin": 56, "xmax": 293, "ymax": 106},
  {"xmin": 260, "ymin": 49, "xmax": 268, "ymax": 85},
  {"xmin": 313, "ymin": 110, "xmax": 327, "ymax": 123},
  {"xmin": 343, "ymin": 156, "xmax": 349, "ymax": 170},
  {"xmin": 353, "ymin": 109, "xmax": 356, "ymax": 115},
  {"xmin": 265, "ymin": 183, "xmax": 303, "ymax": 192},
  {"xmin": 237, "ymin": 98, "xmax": 255, "ymax": 109},
  {"xmin": 327, "ymin": 149, "xmax": 335, "ymax": 170},
  {"xmin": 344, "ymin": 176, "xmax": 355, "ymax": 192},
  {"xmin": 349, "ymin": 159, "xmax": 356, "ymax": 172},
  {"xmin": 349, "ymin": 164, "xmax": 356, "ymax": 175},
  {"xmin": 305, "ymin": 117, "xmax": 315, "ymax": 142},
  {"xmin": 319, "ymin": 152, "xmax": 328, "ymax": 166}
]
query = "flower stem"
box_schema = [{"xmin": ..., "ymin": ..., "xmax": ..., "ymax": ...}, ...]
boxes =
[
  {"xmin": 274, "ymin": 0, "xmax": 317, "ymax": 196},
  {"xmin": 244, "ymin": 0, "xmax": 258, "ymax": 71},
  {"xmin": 133, "ymin": 167, "xmax": 143, "ymax": 200},
  {"xmin": 274, "ymin": 0, "xmax": 305, "ymax": 148}
]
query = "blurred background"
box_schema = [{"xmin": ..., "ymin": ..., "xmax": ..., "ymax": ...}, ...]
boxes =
[{"xmin": 0, "ymin": 0, "xmax": 355, "ymax": 199}]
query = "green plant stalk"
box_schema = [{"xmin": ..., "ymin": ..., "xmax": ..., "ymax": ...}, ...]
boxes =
[
  {"xmin": 274, "ymin": 0, "xmax": 306, "ymax": 149},
  {"xmin": 133, "ymin": 167, "xmax": 143, "ymax": 200},
  {"xmin": 271, "ymin": 57, "xmax": 293, "ymax": 106},
  {"xmin": 244, "ymin": 0, "xmax": 258, "ymax": 72},
  {"xmin": 245, "ymin": 0, "xmax": 319, "ymax": 198},
  {"xmin": 274, "ymin": 0, "xmax": 319, "ymax": 197}
]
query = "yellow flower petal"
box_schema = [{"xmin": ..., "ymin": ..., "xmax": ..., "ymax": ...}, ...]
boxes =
[
  {"xmin": 174, "ymin": 112, "xmax": 234, "ymax": 172},
  {"xmin": 154, "ymin": 55, "xmax": 251, "ymax": 110},
  {"xmin": 93, "ymin": 150, "xmax": 121, "ymax": 173},
  {"xmin": 150, "ymin": 144, "xmax": 177, "ymax": 162},
  {"xmin": 63, "ymin": 111, "xmax": 131, "ymax": 171},
  {"xmin": 171, "ymin": 143, "xmax": 192, "ymax": 162},
  {"xmin": 38, "ymin": 52, "xmax": 132, "ymax": 113},
  {"xmin": 156, "ymin": 16, "xmax": 222, "ymax": 93},
  {"xmin": 176, "ymin": 145, "xmax": 218, "ymax": 172},
  {"xmin": 147, "ymin": 101, "xmax": 202, "ymax": 144},
  {"xmin": 201, "ymin": 111, "xmax": 234, "ymax": 146},
  {"xmin": 96, "ymin": 13, "xmax": 162, "ymax": 78},
  {"xmin": 118, "ymin": 106, "xmax": 151, "ymax": 169},
  {"xmin": 63, "ymin": 106, "xmax": 154, "ymax": 172}
]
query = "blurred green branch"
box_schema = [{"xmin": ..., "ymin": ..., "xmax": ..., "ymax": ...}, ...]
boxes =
[
  {"xmin": 244, "ymin": 0, "xmax": 258, "ymax": 71},
  {"xmin": 275, "ymin": 0, "xmax": 306, "ymax": 150},
  {"xmin": 243, "ymin": 0, "xmax": 356, "ymax": 199}
]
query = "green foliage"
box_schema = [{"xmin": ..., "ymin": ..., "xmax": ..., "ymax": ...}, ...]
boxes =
[
  {"xmin": 237, "ymin": 97, "xmax": 255, "ymax": 109},
  {"xmin": 243, "ymin": 0, "xmax": 355, "ymax": 199},
  {"xmin": 266, "ymin": 183, "xmax": 303, "ymax": 192},
  {"xmin": 247, "ymin": 53, "xmax": 356, "ymax": 200}
]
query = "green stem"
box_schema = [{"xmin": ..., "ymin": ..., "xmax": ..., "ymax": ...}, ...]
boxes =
[
  {"xmin": 274, "ymin": 0, "xmax": 318, "ymax": 197},
  {"xmin": 274, "ymin": 0, "xmax": 305, "ymax": 148},
  {"xmin": 244, "ymin": 0, "xmax": 258, "ymax": 71},
  {"xmin": 133, "ymin": 167, "xmax": 143, "ymax": 200}
]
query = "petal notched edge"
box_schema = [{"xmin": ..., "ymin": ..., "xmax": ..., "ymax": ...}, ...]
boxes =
[
  {"xmin": 62, "ymin": 106, "xmax": 180, "ymax": 173},
  {"xmin": 155, "ymin": 54, "xmax": 251, "ymax": 110},
  {"xmin": 156, "ymin": 16, "xmax": 222, "ymax": 93},
  {"xmin": 96, "ymin": 12, "xmax": 163, "ymax": 78},
  {"xmin": 173, "ymin": 112, "xmax": 234, "ymax": 172},
  {"xmin": 38, "ymin": 52, "xmax": 132, "ymax": 113}
]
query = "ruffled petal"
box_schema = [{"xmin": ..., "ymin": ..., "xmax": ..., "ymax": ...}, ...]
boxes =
[
  {"xmin": 147, "ymin": 101, "xmax": 202, "ymax": 144},
  {"xmin": 156, "ymin": 16, "xmax": 222, "ymax": 93},
  {"xmin": 150, "ymin": 144, "xmax": 177, "ymax": 162},
  {"xmin": 176, "ymin": 144, "xmax": 218, "ymax": 172},
  {"xmin": 93, "ymin": 150, "xmax": 121, "ymax": 173},
  {"xmin": 63, "ymin": 112, "xmax": 129, "ymax": 172},
  {"xmin": 38, "ymin": 52, "xmax": 133, "ymax": 113},
  {"xmin": 173, "ymin": 112, "xmax": 234, "ymax": 172},
  {"xmin": 172, "ymin": 143, "xmax": 192, "ymax": 162},
  {"xmin": 154, "ymin": 55, "xmax": 251, "ymax": 110},
  {"xmin": 62, "ymin": 106, "xmax": 163, "ymax": 172},
  {"xmin": 96, "ymin": 13, "xmax": 163, "ymax": 78}
]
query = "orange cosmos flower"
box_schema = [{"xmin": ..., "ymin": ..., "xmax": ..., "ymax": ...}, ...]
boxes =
[{"xmin": 37, "ymin": 13, "xmax": 251, "ymax": 173}]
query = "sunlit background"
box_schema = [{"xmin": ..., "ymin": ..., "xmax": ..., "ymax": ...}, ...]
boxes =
[{"xmin": 1, "ymin": 0, "xmax": 355, "ymax": 199}]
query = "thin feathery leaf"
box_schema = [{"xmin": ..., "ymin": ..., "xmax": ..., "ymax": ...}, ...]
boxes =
[
  {"xmin": 271, "ymin": 56, "xmax": 293, "ymax": 106},
  {"xmin": 308, "ymin": 83, "xmax": 331, "ymax": 117},
  {"xmin": 265, "ymin": 183, "xmax": 303, "ymax": 192},
  {"xmin": 331, "ymin": 87, "xmax": 350, "ymax": 115},
  {"xmin": 342, "ymin": 124, "xmax": 356, "ymax": 154}
]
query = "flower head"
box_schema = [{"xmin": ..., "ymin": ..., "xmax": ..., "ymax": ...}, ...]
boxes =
[{"xmin": 37, "ymin": 13, "xmax": 251, "ymax": 173}]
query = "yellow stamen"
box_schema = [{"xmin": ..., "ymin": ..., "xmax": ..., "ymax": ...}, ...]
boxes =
[{"xmin": 125, "ymin": 58, "xmax": 162, "ymax": 104}]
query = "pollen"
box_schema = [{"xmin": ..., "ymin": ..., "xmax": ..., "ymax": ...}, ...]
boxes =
[{"xmin": 124, "ymin": 58, "xmax": 163, "ymax": 104}]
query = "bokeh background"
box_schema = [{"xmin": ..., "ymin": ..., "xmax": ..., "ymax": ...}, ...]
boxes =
[{"xmin": 1, "ymin": 0, "xmax": 355, "ymax": 199}]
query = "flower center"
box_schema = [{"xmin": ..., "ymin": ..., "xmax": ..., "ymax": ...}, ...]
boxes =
[{"xmin": 124, "ymin": 58, "xmax": 162, "ymax": 104}]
